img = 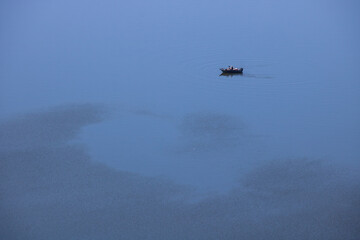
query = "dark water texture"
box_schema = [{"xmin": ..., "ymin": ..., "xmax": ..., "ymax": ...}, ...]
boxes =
[
  {"xmin": 1, "ymin": 105, "xmax": 359, "ymax": 240},
  {"xmin": 1, "ymin": 0, "xmax": 360, "ymax": 239}
]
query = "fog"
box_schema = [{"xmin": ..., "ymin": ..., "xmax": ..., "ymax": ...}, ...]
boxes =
[
  {"xmin": 1, "ymin": 0, "xmax": 359, "ymax": 238},
  {"xmin": 1, "ymin": 105, "xmax": 359, "ymax": 239}
]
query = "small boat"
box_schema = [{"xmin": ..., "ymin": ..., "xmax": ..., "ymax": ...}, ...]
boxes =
[{"xmin": 220, "ymin": 66, "xmax": 243, "ymax": 74}]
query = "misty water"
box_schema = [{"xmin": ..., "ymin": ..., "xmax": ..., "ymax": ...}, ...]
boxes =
[{"xmin": 1, "ymin": 0, "xmax": 360, "ymax": 239}]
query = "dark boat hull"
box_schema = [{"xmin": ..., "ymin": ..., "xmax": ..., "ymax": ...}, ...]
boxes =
[
  {"xmin": 220, "ymin": 72, "xmax": 243, "ymax": 77},
  {"xmin": 220, "ymin": 68, "xmax": 243, "ymax": 74}
]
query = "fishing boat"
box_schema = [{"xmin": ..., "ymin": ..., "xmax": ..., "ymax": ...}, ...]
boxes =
[{"xmin": 220, "ymin": 66, "xmax": 243, "ymax": 73}]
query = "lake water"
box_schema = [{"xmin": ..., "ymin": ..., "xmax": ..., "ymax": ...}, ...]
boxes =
[{"xmin": 1, "ymin": 0, "xmax": 360, "ymax": 239}]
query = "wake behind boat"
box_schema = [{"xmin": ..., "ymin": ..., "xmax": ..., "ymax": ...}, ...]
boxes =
[{"xmin": 220, "ymin": 66, "xmax": 243, "ymax": 73}]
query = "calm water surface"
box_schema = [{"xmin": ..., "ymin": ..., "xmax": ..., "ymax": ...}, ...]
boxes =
[{"xmin": 1, "ymin": 0, "xmax": 360, "ymax": 239}]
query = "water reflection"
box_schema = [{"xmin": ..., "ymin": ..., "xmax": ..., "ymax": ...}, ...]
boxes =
[
  {"xmin": 1, "ymin": 0, "xmax": 359, "ymax": 237},
  {"xmin": 1, "ymin": 105, "xmax": 359, "ymax": 240},
  {"xmin": 178, "ymin": 113, "xmax": 249, "ymax": 152},
  {"xmin": 219, "ymin": 72, "xmax": 244, "ymax": 77},
  {"xmin": 219, "ymin": 72, "xmax": 274, "ymax": 79}
]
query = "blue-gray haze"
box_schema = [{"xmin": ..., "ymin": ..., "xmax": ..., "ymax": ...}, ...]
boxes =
[{"xmin": 1, "ymin": 0, "xmax": 360, "ymax": 239}]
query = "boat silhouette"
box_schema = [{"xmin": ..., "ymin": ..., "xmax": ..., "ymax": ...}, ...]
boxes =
[{"xmin": 220, "ymin": 66, "xmax": 243, "ymax": 74}]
